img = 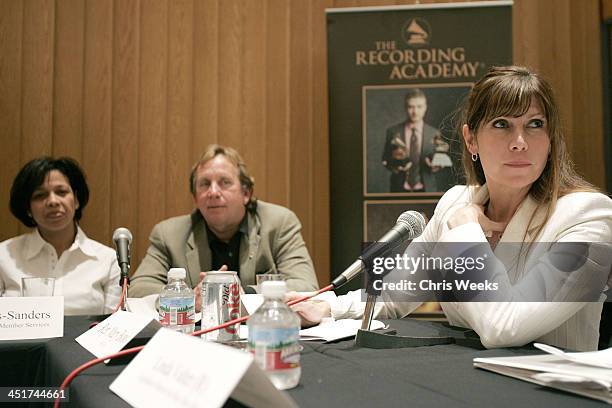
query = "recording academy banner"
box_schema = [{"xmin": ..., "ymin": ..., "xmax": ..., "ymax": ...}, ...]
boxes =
[{"xmin": 327, "ymin": 1, "xmax": 512, "ymax": 292}]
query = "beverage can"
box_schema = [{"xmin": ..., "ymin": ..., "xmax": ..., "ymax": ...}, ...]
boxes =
[{"xmin": 200, "ymin": 271, "xmax": 241, "ymax": 341}]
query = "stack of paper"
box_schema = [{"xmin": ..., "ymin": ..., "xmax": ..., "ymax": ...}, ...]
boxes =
[
  {"xmin": 299, "ymin": 318, "xmax": 386, "ymax": 342},
  {"xmin": 238, "ymin": 319, "xmax": 386, "ymax": 343},
  {"xmin": 474, "ymin": 344, "xmax": 612, "ymax": 404}
]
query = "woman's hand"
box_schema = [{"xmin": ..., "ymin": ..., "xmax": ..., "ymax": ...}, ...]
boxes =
[
  {"xmin": 285, "ymin": 291, "xmax": 331, "ymax": 328},
  {"xmin": 195, "ymin": 265, "xmax": 228, "ymax": 312},
  {"xmin": 447, "ymin": 204, "xmax": 506, "ymax": 235}
]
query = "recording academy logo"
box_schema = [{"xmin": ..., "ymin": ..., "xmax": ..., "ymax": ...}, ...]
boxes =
[
  {"xmin": 402, "ymin": 18, "xmax": 431, "ymax": 47},
  {"xmin": 354, "ymin": 16, "xmax": 483, "ymax": 80}
]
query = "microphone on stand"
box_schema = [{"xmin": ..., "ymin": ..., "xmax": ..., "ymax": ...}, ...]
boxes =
[
  {"xmin": 331, "ymin": 211, "xmax": 427, "ymax": 289},
  {"xmin": 328, "ymin": 211, "xmax": 426, "ymax": 333},
  {"xmin": 113, "ymin": 227, "xmax": 133, "ymax": 286}
]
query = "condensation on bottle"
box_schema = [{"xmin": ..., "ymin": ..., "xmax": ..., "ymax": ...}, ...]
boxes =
[
  {"xmin": 247, "ymin": 281, "xmax": 301, "ymax": 390},
  {"xmin": 159, "ymin": 267, "xmax": 195, "ymax": 334}
]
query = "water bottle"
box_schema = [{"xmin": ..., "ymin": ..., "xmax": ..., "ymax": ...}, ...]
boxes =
[
  {"xmin": 247, "ymin": 281, "xmax": 301, "ymax": 390},
  {"xmin": 159, "ymin": 268, "xmax": 195, "ymax": 334}
]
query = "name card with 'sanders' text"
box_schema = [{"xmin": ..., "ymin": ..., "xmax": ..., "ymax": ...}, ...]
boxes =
[{"xmin": 0, "ymin": 296, "xmax": 64, "ymax": 340}]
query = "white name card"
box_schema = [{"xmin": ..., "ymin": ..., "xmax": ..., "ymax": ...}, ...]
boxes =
[
  {"xmin": 76, "ymin": 310, "xmax": 153, "ymax": 359},
  {"xmin": 0, "ymin": 296, "xmax": 64, "ymax": 340},
  {"xmin": 110, "ymin": 328, "xmax": 297, "ymax": 408},
  {"xmin": 241, "ymin": 294, "xmax": 265, "ymax": 315}
]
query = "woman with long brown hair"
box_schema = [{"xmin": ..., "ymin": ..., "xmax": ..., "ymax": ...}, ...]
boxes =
[{"xmin": 291, "ymin": 66, "xmax": 612, "ymax": 351}]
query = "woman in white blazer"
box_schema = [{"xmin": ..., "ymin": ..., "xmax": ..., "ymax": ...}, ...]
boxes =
[{"xmin": 293, "ymin": 66, "xmax": 612, "ymax": 351}]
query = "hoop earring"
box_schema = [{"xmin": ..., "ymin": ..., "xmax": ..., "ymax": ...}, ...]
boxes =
[{"xmin": 471, "ymin": 153, "xmax": 478, "ymax": 162}]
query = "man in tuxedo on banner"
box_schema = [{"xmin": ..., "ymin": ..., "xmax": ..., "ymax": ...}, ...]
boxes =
[{"xmin": 382, "ymin": 88, "xmax": 442, "ymax": 193}]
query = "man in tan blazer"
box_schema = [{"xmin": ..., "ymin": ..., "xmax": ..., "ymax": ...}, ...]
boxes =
[{"xmin": 130, "ymin": 145, "xmax": 319, "ymax": 299}]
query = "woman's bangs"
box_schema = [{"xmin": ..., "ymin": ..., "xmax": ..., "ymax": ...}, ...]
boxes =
[{"xmin": 481, "ymin": 79, "xmax": 537, "ymax": 125}]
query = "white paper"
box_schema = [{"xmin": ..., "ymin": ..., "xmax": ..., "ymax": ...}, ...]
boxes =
[
  {"xmin": 110, "ymin": 328, "xmax": 297, "ymax": 408},
  {"xmin": 532, "ymin": 372, "xmax": 611, "ymax": 390},
  {"xmin": 534, "ymin": 342, "xmax": 612, "ymax": 369},
  {"xmin": 242, "ymin": 290, "xmax": 339, "ymax": 316},
  {"xmin": 474, "ymin": 352, "xmax": 612, "ymax": 404},
  {"xmin": 474, "ymin": 353, "xmax": 612, "ymax": 383},
  {"xmin": 126, "ymin": 295, "xmax": 159, "ymax": 321},
  {"xmin": 75, "ymin": 311, "xmax": 153, "ymax": 359},
  {"xmin": 241, "ymin": 294, "xmax": 265, "ymax": 315},
  {"xmin": 239, "ymin": 319, "xmax": 386, "ymax": 342},
  {"xmin": 299, "ymin": 318, "xmax": 386, "ymax": 342},
  {"xmin": 0, "ymin": 296, "xmax": 64, "ymax": 340}
]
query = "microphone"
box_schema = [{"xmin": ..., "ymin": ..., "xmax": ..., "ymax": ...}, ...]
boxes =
[
  {"xmin": 331, "ymin": 211, "xmax": 426, "ymax": 289},
  {"xmin": 113, "ymin": 227, "xmax": 133, "ymax": 285}
]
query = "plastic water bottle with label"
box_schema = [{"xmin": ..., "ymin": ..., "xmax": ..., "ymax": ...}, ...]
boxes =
[
  {"xmin": 159, "ymin": 268, "xmax": 195, "ymax": 334},
  {"xmin": 247, "ymin": 281, "xmax": 301, "ymax": 389}
]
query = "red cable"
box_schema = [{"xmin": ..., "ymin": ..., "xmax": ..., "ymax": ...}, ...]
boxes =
[
  {"xmin": 54, "ymin": 283, "xmax": 334, "ymax": 407},
  {"xmin": 112, "ymin": 278, "xmax": 129, "ymax": 313},
  {"xmin": 88, "ymin": 278, "xmax": 129, "ymax": 330},
  {"xmin": 287, "ymin": 284, "xmax": 334, "ymax": 307}
]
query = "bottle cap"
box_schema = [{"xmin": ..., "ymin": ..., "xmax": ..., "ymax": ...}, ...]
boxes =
[
  {"xmin": 168, "ymin": 268, "xmax": 186, "ymax": 280},
  {"xmin": 261, "ymin": 280, "xmax": 287, "ymax": 297}
]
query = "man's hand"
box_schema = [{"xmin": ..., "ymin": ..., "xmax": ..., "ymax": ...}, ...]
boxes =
[
  {"xmin": 286, "ymin": 291, "xmax": 331, "ymax": 328},
  {"xmin": 195, "ymin": 265, "xmax": 228, "ymax": 312}
]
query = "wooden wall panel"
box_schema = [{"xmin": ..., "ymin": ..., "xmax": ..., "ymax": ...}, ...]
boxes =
[
  {"xmin": 192, "ymin": 0, "xmax": 219, "ymax": 156},
  {"xmin": 568, "ymin": 1, "xmax": 605, "ymax": 187},
  {"xmin": 311, "ymin": 0, "xmax": 333, "ymax": 283},
  {"xmin": 265, "ymin": 0, "xmax": 290, "ymax": 207},
  {"xmin": 0, "ymin": 0, "xmax": 607, "ymax": 289},
  {"xmin": 289, "ymin": 0, "xmax": 314, "ymax": 254},
  {"xmin": 21, "ymin": 0, "xmax": 54, "ymax": 161},
  {"xmin": 166, "ymin": 0, "xmax": 194, "ymax": 218},
  {"xmin": 0, "ymin": 0, "xmax": 23, "ymax": 238},
  {"xmin": 137, "ymin": 0, "xmax": 168, "ymax": 266},
  {"xmin": 603, "ymin": 0, "xmax": 612, "ymax": 21},
  {"xmin": 53, "ymin": 0, "xmax": 84, "ymax": 161},
  {"xmin": 79, "ymin": 0, "xmax": 113, "ymax": 247},
  {"xmin": 111, "ymin": 0, "xmax": 139, "ymax": 250},
  {"xmin": 241, "ymin": 0, "xmax": 267, "ymax": 200},
  {"xmin": 217, "ymin": 0, "xmax": 243, "ymax": 150}
]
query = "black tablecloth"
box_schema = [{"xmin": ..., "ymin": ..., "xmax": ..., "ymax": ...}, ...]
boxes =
[
  {"xmin": 2, "ymin": 316, "xmax": 608, "ymax": 407},
  {"xmin": 0, "ymin": 338, "xmax": 48, "ymax": 387}
]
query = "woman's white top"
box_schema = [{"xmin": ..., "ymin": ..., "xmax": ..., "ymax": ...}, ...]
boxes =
[
  {"xmin": 331, "ymin": 185, "xmax": 612, "ymax": 351},
  {"xmin": 0, "ymin": 226, "xmax": 121, "ymax": 315}
]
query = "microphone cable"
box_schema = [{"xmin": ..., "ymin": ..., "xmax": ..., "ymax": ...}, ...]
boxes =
[
  {"xmin": 54, "ymin": 283, "xmax": 334, "ymax": 408},
  {"xmin": 113, "ymin": 277, "xmax": 129, "ymax": 314},
  {"xmin": 88, "ymin": 277, "xmax": 129, "ymax": 330}
]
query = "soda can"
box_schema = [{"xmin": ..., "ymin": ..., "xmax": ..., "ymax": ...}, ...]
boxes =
[{"xmin": 200, "ymin": 271, "xmax": 241, "ymax": 342}]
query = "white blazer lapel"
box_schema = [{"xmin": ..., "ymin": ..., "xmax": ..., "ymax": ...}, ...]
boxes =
[{"xmin": 495, "ymin": 194, "xmax": 545, "ymax": 282}]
